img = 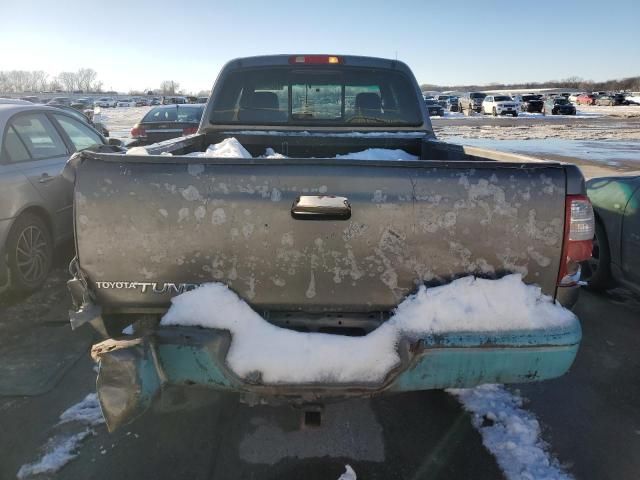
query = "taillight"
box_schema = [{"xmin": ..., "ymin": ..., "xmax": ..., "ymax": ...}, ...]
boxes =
[
  {"xmin": 558, "ymin": 195, "xmax": 594, "ymax": 286},
  {"xmin": 130, "ymin": 124, "xmax": 146, "ymax": 138},
  {"xmin": 288, "ymin": 55, "xmax": 342, "ymax": 64},
  {"xmin": 182, "ymin": 126, "xmax": 198, "ymax": 135}
]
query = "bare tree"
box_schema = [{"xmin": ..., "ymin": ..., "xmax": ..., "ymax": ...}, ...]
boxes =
[
  {"xmin": 5, "ymin": 71, "xmax": 30, "ymax": 92},
  {"xmin": 76, "ymin": 68, "xmax": 98, "ymax": 92},
  {"xmin": 49, "ymin": 77, "xmax": 63, "ymax": 92},
  {"xmin": 0, "ymin": 72, "xmax": 8, "ymax": 93},
  {"xmin": 58, "ymin": 71, "xmax": 78, "ymax": 92},
  {"xmin": 29, "ymin": 71, "xmax": 48, "ymax": 92},
  {"xmin": 160, "ymin": 80, "xmax": 180, "ymax": 95}
]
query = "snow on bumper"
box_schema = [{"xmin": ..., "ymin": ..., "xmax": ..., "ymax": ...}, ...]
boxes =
[{"xmin": 91, "ymin": 320, "xmax": 581, "ymax": 431}]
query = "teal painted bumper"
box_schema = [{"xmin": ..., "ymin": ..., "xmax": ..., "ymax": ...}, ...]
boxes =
[{"xmin": 92, "ymin": 320, "xmax": 581, "ymax": 431}]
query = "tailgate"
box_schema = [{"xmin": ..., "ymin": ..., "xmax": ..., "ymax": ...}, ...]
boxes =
[{"xmin": 74, "ymin": 154, "xmax": 567, "ymax": 312}]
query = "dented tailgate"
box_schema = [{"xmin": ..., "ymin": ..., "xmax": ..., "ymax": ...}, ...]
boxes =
[{"xmin": 74, "ymin": 154, "xmax": 567, "ymax": 312}]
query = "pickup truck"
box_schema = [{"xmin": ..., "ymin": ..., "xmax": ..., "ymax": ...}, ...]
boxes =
[
  {"xmin": 65, "ymin": 54, "xmax": 593, "ymax": 430},
  {"xmin": 458, "ymin": 91, "xmax": 487, "ymax": 114}
]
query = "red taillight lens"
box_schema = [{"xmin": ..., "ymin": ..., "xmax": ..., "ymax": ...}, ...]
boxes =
[
  {"xmin": 558, "ymin": 195, "xmax": 594, "ymax": 286},
  {"xmin": 182, "ymin": 126, "xmax": 198, "ymax": 135},
  {"xmin": 130, "ymin": 124, "xmax": 146, "ymax": 138},
  {"xmin": 288, "ymin": 55, "xmax": 342, "ymax": 64}
]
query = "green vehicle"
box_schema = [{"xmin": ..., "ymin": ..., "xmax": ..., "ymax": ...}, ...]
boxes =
[{"xmin": 581, "ymin": 175, "xmax": 640, "ymax": 295}]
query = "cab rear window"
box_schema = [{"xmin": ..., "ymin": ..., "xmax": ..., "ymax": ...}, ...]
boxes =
[{"xmin": 210, "ymin": 67, "xmax": 422, "ymax": 126}]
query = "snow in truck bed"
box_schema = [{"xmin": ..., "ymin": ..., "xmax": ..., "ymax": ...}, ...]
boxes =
[
  {"xmin": 160, "ymin": 274, "xmax": 577, "ymax": 384},
  {"xmin": 126, "ymin": 137, "xmax": 419, "ymax": 160}
]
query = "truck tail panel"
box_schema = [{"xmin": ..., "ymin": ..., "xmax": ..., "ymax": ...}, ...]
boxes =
[{"xmin": 74, "ymin": 154, "xmax": 567, "ymax": 314}]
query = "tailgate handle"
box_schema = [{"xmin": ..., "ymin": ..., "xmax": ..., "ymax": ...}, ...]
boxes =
[{"xmin": 291, "ymin": 195, "xmax": 351, "ymax": 220}]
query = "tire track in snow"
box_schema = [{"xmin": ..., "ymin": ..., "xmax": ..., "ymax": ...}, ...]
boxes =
[
  {"xmin": 17, "ymin": 393, "xmax": 104, "ymax": 479},
  {"xmin": 448, "ymin": 384, "xmax": 572, "ymax": 480}
]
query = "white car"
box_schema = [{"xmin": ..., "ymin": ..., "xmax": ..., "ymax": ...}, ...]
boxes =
[
  {"xmin": 116, "ymin": 98, "xmax": 136, "ymax": 107},
  {"xmin": 568, "ymin": 92, "xmax": 587, "ymax": 104},
  {"xmin": 95, "ymin": 97, "xmax": 117, "ymax": 108},
  {"xmin": 625, "ymin": 92, "xmax": 640, "ymax": 105},
  {"xmin": 482, "ymin": 95, "xmax": 518, "ymax": 117}
]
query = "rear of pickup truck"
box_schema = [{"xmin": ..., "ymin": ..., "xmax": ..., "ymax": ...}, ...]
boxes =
[{"xmin": 67, "ymin": 55, "xmax": 593, "ymax": 430}]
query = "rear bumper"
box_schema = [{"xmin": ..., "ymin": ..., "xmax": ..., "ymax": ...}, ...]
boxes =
[
  {"xmin": 523, "ymin": 104, "xmax": 543, "ymax": 112},
  {"xmin": 92, "ymin": 320, "xmax": 582, "ymax": 430},
  {"xmin": 553, "ymin": 107, "xmax": 577, "ymax": 115}
]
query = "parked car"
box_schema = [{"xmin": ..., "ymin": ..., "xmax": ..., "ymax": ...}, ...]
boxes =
[
  {"xmin": 568, "ymin": 93, "xmax": 584, "ymax": 104},
  {"xmin": 116, "ymin": 98, "xmax": 136, "ymax": 107},
  {"xmin": 482, "ymin": 95, "xmax": 518, "ymax": 116},
  {"xmin": 576, "ymin": 94, "xmax": 596, "ymax": 105},
  {"xmin": 20, "ymin": 96, "xmax": 41, "ymax": 104},
  {"xmin": 67, "ymin": 54, "xmax": 591, "ymax": 430},
  {"xmin": 611, "ymin": 93, "xmax": 627, "ymax": 105},
  {"xmin": 48, "ymin": 104, "xmax": 110, "ymax": 137},
  {"xmin": 70, "ymin": 98, "xmax": 94, "ymax": 110},
  {"xmin": 424, "ymin": 99, "xmax": 445, "ymax": 117},
  {"xmin": 543, "ymin": 97, "xmax": 576, "ymax": 115},
  {"xmin": 129, "ymin": 104, "xmax": 205, "ymax": 145},
  {"xmin": 47, "ymin": 97, "xmax": 72, "ymax": 107},
  {"xmin": 581, "ymin": 175, "xmax": 640, "ymax": 297},
  {"xmin": 594, "ymin": 95, "xmax": 614, "ymax": 106},
  {"xmin": 150, "ymin": 97, "xmax": 161, "ymax": 105},
  {"xmin": 459, "ymin": 92, "xmax": 486, "ymax": 114},
  {"xmin": 95, "ymin": 97, "xmax": 117, "ymax": 108},
  {"xmin": 625, "ymin": 92, "xmax": 640, "ymax": 105},
  {"xmin": 435, "ymin": 95, "xmax": 450, "ymax": 108},
  {"xmin": 162, "ymin": 96, "xmax": 186, "ymax": 105},
  {"xmin": 445, "ymin": 96, "xmax": 459, "ymax": 112},
  {"xmin": 0, "ymin": 98, "xmax": 33, "ymax": 105},
  {"xmin": 0, "ymin": 104, "xmax": 113, "ymax": 295},
  {"xmin": 134, "ymin": 98, "xmax": 149, "ymax": 107},
  {"xmin": 514, "ymin": 94, "xmax": 543, "ymax": 113},
  {"xmin": 196, "ymin": 97, "xmax": 209, "ymax": 104}
]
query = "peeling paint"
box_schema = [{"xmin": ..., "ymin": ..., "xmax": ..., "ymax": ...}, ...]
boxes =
[
  {"xmin": 305, "ymin": 271, "xmax": 316, "ymax": 298},
  {"xmin": 211, "ymin": 208, "xmax": 227, "ymax": 225}
]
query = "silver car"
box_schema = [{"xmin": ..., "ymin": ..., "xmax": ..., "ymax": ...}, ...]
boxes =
[{"xmin": 0, "ymin": 104, "xmax": 108, "ymax": 294}]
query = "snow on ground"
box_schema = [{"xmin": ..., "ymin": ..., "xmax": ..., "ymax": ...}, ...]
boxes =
[
  {"xmin": 337, "ymin": 465, "xmax": 357, "ymax": 480},
  {"xmin": 445, "ymin": 137, "xmax": 640, "ymax": 166},
  {"xmin": 575, "ymin": 105, "xmax": 640, "ymax": 118},
  {"xmin": 434, "ymin": 122, "xmax": 640, "ymax": 142},
  {"xmin": 17, "ymin": 431, "xmax": 92, "ymax": 479},
  {"xmin": 432, "ymin": 105, "xmax": 640, "ymax": 120},
  {"xmin": 58, "ymin": 393, "xmax": 105, "ymax": 427},
  {"xmin": 94, "ymin": 105, "xmax": 151, "ymax": 140},
  {"xmin": 17, "ymin": 394, "xmax": 104, "ymax": 479},
  {"xmin": 448, "ymin": 384, "xmax": 572, "ymax": 480},
  {"xmin": 160, "ymin": 274, "xmax": 576, "ymax": 384}
]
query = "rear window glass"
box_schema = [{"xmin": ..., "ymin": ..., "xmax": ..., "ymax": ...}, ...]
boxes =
[
  {"xmin": 210, "ymin": 67, "xmax": 422, "ymax": 126},
  {"xmin": 143, "ymin": 106, "xmax": 204, "ymax": 123},
  {"xmin": 470, "ymin": 93, "xmax": 486, "ymax": 99},
  {"xmin": 2, "ymin": 126, "xmax": 31, "ymax": 162},
  {"xmin": 11, "ymin": 113, "xmax": 67, "ymax": 159}
]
